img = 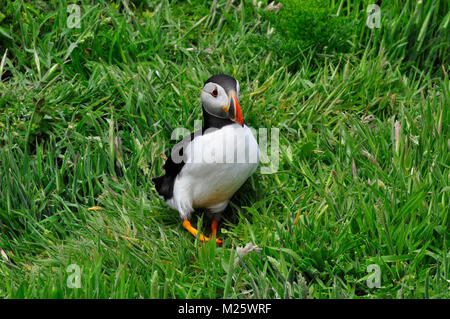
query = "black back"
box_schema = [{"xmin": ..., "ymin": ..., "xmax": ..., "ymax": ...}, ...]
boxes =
[{"xmin": 152, "ymin": 130, "xmax": 199, "ymax": 200}]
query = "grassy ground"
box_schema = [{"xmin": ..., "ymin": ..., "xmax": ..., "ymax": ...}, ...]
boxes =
[{"xmin": 0, "ymin": 0, "xmax": 448, "ymax": 298}]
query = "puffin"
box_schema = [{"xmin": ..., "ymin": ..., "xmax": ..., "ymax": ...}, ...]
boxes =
[{"xmin": 152, "ymin": 74, "xmax": 260, "ymax": 244}]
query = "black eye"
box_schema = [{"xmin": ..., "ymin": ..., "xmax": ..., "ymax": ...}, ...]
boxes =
[{"xmin": 211, "ymin": 89, "xmax": 218, "ymax": 97}]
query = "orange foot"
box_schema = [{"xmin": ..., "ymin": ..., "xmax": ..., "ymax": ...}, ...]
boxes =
[{"xmin": 183, "ymin": 219, "xmax": 223, "ymax": 244}]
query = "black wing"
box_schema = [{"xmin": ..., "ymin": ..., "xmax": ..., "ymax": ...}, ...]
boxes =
[{"xmin": 152, "ymin": 130, "xmax": 201, "ymax": 200}]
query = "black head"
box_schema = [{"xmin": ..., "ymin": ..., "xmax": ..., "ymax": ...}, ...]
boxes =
[{"xmin": 201, "ymin": 74, "xmax": 243, "ymax": 128}]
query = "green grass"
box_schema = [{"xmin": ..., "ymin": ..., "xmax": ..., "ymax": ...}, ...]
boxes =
[{"xmin": 0, "ymin": 0, "xmax": 448, "ymax": 298}]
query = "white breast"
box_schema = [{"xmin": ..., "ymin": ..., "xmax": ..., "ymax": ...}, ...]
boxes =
[{"xmin": 167, "ymin": 124, "xmax": 259, "ymax": 219}]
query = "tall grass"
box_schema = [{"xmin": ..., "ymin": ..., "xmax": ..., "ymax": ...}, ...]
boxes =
[{"xmin": 262, "ymin": 0, "xmax": 449, "ymax": 76}]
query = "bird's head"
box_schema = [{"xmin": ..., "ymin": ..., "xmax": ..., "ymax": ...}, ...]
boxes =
[{"xmin": 201, "ymin": 74, "xmax": 244, "ymax": 127}]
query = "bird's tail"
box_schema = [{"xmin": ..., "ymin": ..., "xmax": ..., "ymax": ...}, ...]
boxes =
[{"xmin": 152, "ymin": 175, "xmax": 174, "ymax": 200}]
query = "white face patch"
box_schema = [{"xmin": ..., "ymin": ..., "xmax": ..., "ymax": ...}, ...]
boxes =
[{"xmin": 201, "ymin": 82, "xmax": 229, "ymax": 119}]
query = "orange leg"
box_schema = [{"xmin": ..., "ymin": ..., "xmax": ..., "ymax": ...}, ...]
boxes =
[
  {"xmin": 183, "ymin": 219, "xmax": 208, "ymax": 241},
  {"xmin": 211, "ymin": 220, "xmax": 223, "ymax": 244},
  {"xmin": 182, "ymin": 220, "xmax": 222, "ymax": 244}
]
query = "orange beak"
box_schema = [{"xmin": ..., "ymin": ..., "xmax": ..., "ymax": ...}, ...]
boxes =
[
  {"xmin": 232, "ymin": 95, "xmax": 244, "ymax": 126},
  {"xmin": 223, "ymin": 92, "xmax": 244, "ymax": 126}
]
